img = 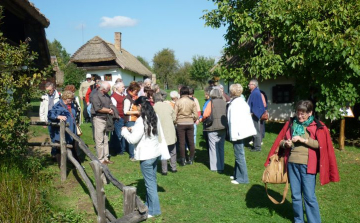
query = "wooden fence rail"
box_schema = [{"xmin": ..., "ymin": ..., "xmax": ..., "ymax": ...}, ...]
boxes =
[{"xmin": 28, "ymin": 121, "xmax": 148, "ymax": 223}]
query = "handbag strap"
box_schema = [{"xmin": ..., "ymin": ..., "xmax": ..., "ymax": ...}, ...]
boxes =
[{"xmin": 264, "ymin": 180, "xmax": 289, "ymax": 204}]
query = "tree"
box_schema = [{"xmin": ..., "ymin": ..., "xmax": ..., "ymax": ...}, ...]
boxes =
[
  {"xmin": 189, "ymin": 55, "xmax": 215, "ymax": 89},
  {"xmin": 47, "ymin": 39, "xmax": 70, "ymax": 70},
  {"xmin": 175, "ymin": 62, "xmax": 198, "ymax": 89},
  {"xmin": 136, "ymin": 56, "xmax": 153, "ymax": 72},
  {"xmin": 152, "ymin": 48, "xmax": 179, "ymax": 89},
  {"xmin": 203, "ymin": 0, "xmax": 360, "ymax": 119}
]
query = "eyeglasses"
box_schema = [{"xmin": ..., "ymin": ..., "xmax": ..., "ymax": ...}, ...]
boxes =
[{"xmin": 296, "ymin": 111, "xmax": 310, "ymax": 117}]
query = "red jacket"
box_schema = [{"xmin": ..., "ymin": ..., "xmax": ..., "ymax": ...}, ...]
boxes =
[{"xmin": 264, "ymin": 118, "xmax": 340, "ymax": 186}]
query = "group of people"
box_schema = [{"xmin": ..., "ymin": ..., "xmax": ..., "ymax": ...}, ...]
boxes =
[{"xmin": 40, "ymin": 74, "xmax": 339, "ymax": 222}]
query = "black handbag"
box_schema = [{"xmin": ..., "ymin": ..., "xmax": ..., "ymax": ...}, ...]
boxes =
[{"xmin": 203, "ymin": 99, "xmax": 213, "ymax": 128}]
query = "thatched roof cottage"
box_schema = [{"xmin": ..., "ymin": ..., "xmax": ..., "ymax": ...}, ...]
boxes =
[{"xmin": 70, "ymin": 32, "xmax": 153, "ymax": 86}]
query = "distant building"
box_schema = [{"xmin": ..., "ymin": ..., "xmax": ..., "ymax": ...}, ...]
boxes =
[
  {"xmin": 0, "ymin": 0, "xmax": 53, "ymax": 89},
  {"xmin": 70, "ymin": 32, "xmax": 153, "ymax": 86}
]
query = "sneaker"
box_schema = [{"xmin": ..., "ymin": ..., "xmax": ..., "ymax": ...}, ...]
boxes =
[
  {"xmin": 161, "ymin": 172, "xmax": 167, "ymax": 176},
  {"xmin": 230, "ymin": 176, "xmax": 234, "ymax": 180},
  {"xmin": 249, "ymin": 141, "xmax": 253, "ymax": 146},
  {"xmin": 231, "ymin": 180, "xmax": 240, "ymax": 184},
  {"xmin": 130, "ymin": 158, "xmax": 136, "ymax": 162},
  {"xmin": 170, "ymin": 169, "xmax": 178, "ymax": 173},
  {"xmin": 148, "ymin": 214, "xmax": 154, "ymax": 218}
]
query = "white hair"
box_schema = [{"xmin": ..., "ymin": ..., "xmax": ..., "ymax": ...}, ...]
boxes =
[
  {"xmin": 144, "ymin": 78, "xmax": 152, "ymax": 84},
  {"xmin": 99, "ymin": 81, "xmax": 110, "ymax": 90},
  {"xmin": 170, "ymin": 90, "xmax": 179, "ymax": 99}
]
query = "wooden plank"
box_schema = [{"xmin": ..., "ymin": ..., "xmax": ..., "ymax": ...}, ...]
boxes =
[
  {"xmin": 27, "ymin": 142, "xmax": 73, "ymax": 148},
  {"xmin": 60, "ymin": 121, "xmax": 67, "ymax": 182},
  {"xmin": 114, "ymin": 211, "xmax": 148, "ymax": 223},
  {"xmin": 339, "ymin": 119, "xmax": 345, "ymax": 150},
  {"xmin": 90, "ymin": 161, "xmax": 106, "ymax": 223},
  {"xmin": 123, "ymin": 186, "xmax": 136, "ymax": 215}
]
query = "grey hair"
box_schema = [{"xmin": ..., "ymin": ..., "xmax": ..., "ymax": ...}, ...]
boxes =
[
  {"xmin": 144, "ymin": 78, "xmax": 152, "ymax": 84},
  {"xmin": 250, "ymin": 79, "xmax": 258, "ymax": 87},
  {"xmin": 45, "ymin": 82, "xmax": 54, "ymax": 88},
  {"xmin": 114, "ymin": 82, "xmax": 124, "ymax": 91},
  {"xmin": 99, "ymin": 81, "xmax": 110, "ymax": 90},
  {"xmin": 170, "ymin": 90, "xmax": 179, "ymax": 99},
  {"xmin": 209, "ymin": 88, "xmax": 222, "ymax": 99},
  {"xmin": 218, "ymin": 84, "xmax": 224, "ymax": 89},
  {"xmin": 229, "ymin": 84, "xmax": 243, "ymax": 97},
  {"xmin": 152, "ymin": 84, "xmax": 160, "ymax": 91}
]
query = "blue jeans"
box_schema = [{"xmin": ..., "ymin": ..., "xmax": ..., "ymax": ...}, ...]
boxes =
[
  {"xmin": 140, "ymin": 156, "xmax": 161, "ymax": 216},
  {"xmin": 110, "ymin": 118, "xmax": 125, "ymax": 154},
  {"xmin": 288, "ymin": 162, "xmax": 321, "ymax": 223},
  {"xmin": 125, "ymin": 121, "xmax": 135, "ymax": 158},
  {"xmin": 232, "ymin": 140, "xmax": 249, "ymax": 183}
]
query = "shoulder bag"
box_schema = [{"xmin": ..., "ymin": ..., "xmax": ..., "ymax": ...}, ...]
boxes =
[
  {"xmin": 203, "ymin": 99, "xmax": 213, "ymax": 128},
  {"xmin": 262, "ymin": 146, "xmax": 288, "ymax": 204},
  {"xmin": 260, "ymin": 110, "xmax": 269, "ymax": 121}
]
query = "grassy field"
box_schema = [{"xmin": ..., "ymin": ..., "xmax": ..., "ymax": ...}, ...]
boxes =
[{"xmin": 29, "ymin": 90, "xmax": 360, "ymax": 223}]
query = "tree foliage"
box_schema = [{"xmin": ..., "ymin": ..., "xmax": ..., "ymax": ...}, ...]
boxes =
[
  {"xmin": 63, "ymin": 63, "xmax": 85, "ymax": 89},
  {"xmin": 47, "ymin": 39, "xmax": 70, "ymax": 70},
  {"xmin": 189, "ymin": 55, "xmax": 215, "ymax": 89},
  {"xmin": 0, "ymin": 32, "xmax": 51, "ymax": 157},
  {"xmin": 152, "ymin": 48, "xmax": 179, "ymax": 89},
  {"xmin": 203, "ymin": 0, "xmax": 360, "ymax": 119},
  {"xmin": 136, "ymin": 56, "xmax": 153, "ymax": 72},
  {"xmin": 175, "ymin": 62, "xmax": 198, "ymax": 89}
]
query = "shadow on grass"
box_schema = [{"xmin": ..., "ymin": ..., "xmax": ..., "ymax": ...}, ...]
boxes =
[
  {"xmin": 129, "ymin": 178, "xmax": 166, "ymax": 204},
  {"xmin": 72, "ymin": 168, "xmax": 118, "ymax": 218},
  {"xmin": 246, "ymin": 184, "xmax": 293, "ymax": 221}
]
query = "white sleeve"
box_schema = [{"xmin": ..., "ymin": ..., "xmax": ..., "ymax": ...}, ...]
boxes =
[
  {"xmin": 39, "ymin": 97, "xmax": 46, "ymax": 121},
  {"xmin": 121, "ymin": 117, "xmax": 144, "ymax": 144},
  {"xmin": 111, "ymin": 97, "xmax": 117, "ymax": 107},
  {"xmin": 123, "ymin": 99, "xmax": 131, "ymax": 114}
]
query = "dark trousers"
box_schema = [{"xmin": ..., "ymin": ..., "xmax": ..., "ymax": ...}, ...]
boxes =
[
  {"xmin": 176, "ymin": 124, "xmax": 195, "ymax": 159},
  {"xmin": 82, "ymin": 99, "xmax": 90, "ymax": 122}
]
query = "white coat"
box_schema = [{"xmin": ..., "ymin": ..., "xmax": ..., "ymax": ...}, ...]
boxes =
[
  {"xmin": 39, "ymin": 90, "xmax": 60, "ymax": 122},
  {"xmin": 227, "ymin": 97, "xmax": 256, "ymax": 141}
]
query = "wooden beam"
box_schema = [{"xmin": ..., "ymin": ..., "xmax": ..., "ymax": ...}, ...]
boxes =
[
  {"xmin": 28, "ymin": 142, "xmax": 73, "ymax": 148},
  {"xmin": 90, "ymin": 161, "xmax": 106, "ymax": 223},
  {"xmin": 60, "ymin": 121, "xmax": 67, "ymax": 182},
  {"xmin": 123, "ymin": 186, "xmax": 136, "ymax": 215},
  {"xmin": 339, "ymin": 119, "xmax": 345, "ymax": 150}
]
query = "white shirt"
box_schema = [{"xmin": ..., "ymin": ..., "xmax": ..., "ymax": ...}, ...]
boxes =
[{"xmin": 110, "ymin": 91, "xmax": 125, "ymax": 107}]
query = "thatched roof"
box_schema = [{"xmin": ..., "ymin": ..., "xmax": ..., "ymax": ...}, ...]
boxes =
[
  {"xmin": 70, "ymin": 36, "xmax": 152, "ymax": 77},
  {"xmin": 13, "ymin": 0, "xmax": 50, "ymax": 27}
]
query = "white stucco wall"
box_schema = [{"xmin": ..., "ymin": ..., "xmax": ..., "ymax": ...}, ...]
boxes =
[
  {"xmin": 220, "ymin": 76, "xmax": 296, "ymax": 121},
  {"xmin": 88, "ymin": 68, "xmax": 147, "ymax": 86}
]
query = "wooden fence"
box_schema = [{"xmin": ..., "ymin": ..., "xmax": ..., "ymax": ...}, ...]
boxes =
[{"xmin": 29, "ymin": 121, "xmax": 148, "ymax": 223}]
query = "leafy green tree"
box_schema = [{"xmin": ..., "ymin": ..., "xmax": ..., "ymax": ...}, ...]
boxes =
[
  {"xmin": 203, "ymin": 0, "xmax": 360, "ymax": 119},
  {"xmin": 0, "ymin": 32, "xmax": 51, "ymax": 158},
  {"xmin": 175, "ymin": 62, "xmax": 198, "ymax": 89},
  {"xmin": 47, "ymin": 39, "xmax": 70, "ymax": 70},
  {"xmin": 152, "ymin": 48, "xmax": 179, "ymax": 89},
  {"xmin": 136, "ymin": 55, "xmax": 153, "ymax": 72},
  {"xmin": 190, "ymin": 55, "xmax": 215, "ymax": 89}
]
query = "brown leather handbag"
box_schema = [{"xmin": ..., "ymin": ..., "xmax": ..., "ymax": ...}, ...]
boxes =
[
  {"xmin": 262, "ymin": 146, "xmax": 288, "ymax": 204},
  {"xmin": 260, "ymin": 110, "xmax": 269, "ymax": 120}
]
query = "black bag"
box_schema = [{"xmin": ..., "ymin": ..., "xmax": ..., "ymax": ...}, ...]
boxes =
[{"xmin": 203, "ymin": 99, "xmax": 213, "ymax": 128}]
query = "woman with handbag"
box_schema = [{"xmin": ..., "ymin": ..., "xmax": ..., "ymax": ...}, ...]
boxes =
[
  {"xmin": 199, "ymin": 88, "xmax": 227, "ymax": 173},
  {"xmin": 121, "ymin": 96, "xmax": 164, "ymax": 218},
  {"xmin": 264, "ymin": 100, "xmax": 339, "ymax": 223},
  {"xmin": 227, "ymin": 84, "xmax": 256, "ymax": 184}
]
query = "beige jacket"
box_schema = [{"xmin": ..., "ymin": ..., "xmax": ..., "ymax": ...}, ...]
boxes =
[
  {"xmin": 174, "ymin": 95, "xmax": 198, "ymax": 125},
  {"xmin": 79, "ymin": 80, "xmax": 94, "ymax": 99},
  {"xmin": 154, "ymin": 102, "xmax": 177, "ymax": 145}
]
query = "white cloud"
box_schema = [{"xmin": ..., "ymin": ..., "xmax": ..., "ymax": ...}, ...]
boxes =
[{"xmin": 99, "ymin": 16, "xmax": 138, "ymax": 28}]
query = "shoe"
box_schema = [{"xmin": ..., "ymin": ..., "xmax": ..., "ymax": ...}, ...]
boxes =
[
  {"xmin": 170, "ymin": 169, "xmax": 178, "ymax": 173},
  {"xmin": 147, "ymin": 214, "xmax": 154, "ymax": 218},
  {"xmin": 249, "ymin": 141, "xmax": 253, "ymax": 146},
  {"xmin": 261, "ymin": 142, "xmax": 263, "ymax": 145},
  {"xmin": 161, "ymin": 172, "xmax": 167, "ymax": 176},
  {"xmin": 117, "ymin": 152, "xmax": 125, "ymax": 155},
  {"xmin": 230, "ymin": 176, "xmax": 234, "ymax": 180},
  {"xmin": 106, "ymin": 160, "xmax": 114, "ymax": 164},
  {"xmin": 231, "ymin": 180, "xmax": 240, "ymax": 184},
  {"xmin": 187, "ymin": 156, "xmax": 194, "ymax": 165},
  {"xmin": 217, "ymin": 170, "xmax": 223, "ymax": 174},
  {"xmin": 101, "ymin": 160, "xmax": 108, "ymax": 165},
  {"xmin": 250, "ymin": 149, "xmax": 261, "ymax": 152},
  {"xmin": 179, "ymin": 158, "xmax": 186, "ymax": 166},
  {"xmin": 130, "ymin": 158, "xmax": 136, "ymax": 161}
]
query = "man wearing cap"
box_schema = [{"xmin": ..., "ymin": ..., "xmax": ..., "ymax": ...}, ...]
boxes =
[{"xmin": 79, "ymin": 74, "xmax": 94, "ymax": 123}]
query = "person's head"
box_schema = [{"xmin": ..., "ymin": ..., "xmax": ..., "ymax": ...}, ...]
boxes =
[
  {"xmin": 144, "ymin": 87, "xmax": 154, "ymax": 100},
  {"xmin": 99, "ymin": 81, "xmax": 111, "ymax": 94},
  {"xmin": 64, "ymin": 85, "xmax": 76, "ymax": 93},
  {"xmin": 61, "ymin": 90, "xmax": 75, "ymax": 105},
  {"xmin": 208, "ymin": 80, "xmax": 215, "ymax": 86},
  {"xmin": 115, "ymin": 77, "xmax": 123, "ymax": 83},
  {"xmin": 170, "ymin": 91, "xmax": 179, "ymax": 101},
  {"xmin": 93, "ymin": 75, "xmax": 101, "ymax": 88},
  {"xmin": 86, "ymin": 73, "xmax": 92, "ymax": 82},
  {"xmin": 229, "ymin": 84, "xmax": 243, "ymax": 98},
  {"xmin": 209, "ymin": 87, "xmax": 223, "ymax": 99},
  {"xmin": 152, "ymin": 84, "xmax": 160, "ymax": 93},
  {"xmin": 188, "ymin": 87, "xmax": 194, "ymax": 96},
  {"xmin": 204, "ymin": 86, "xmax": 212, "ymax": 99},
  {"xmin": 218, "ymin": 84, "xmax": 224, "ymax": 93},
  {"xmin": 295, "ymin": 100, "xmax": 313, "ymax": 123},
  {"xmin": 114, "ymin": 82, "xmax": 125, "ymax": 94},
  {"xmin": 45, "ymin": 82, "xmax": 55, "ymax": 95},
  {"xmin": 180, "ymin": 86, "xmax": 189, "ymax": 96},
  {"xmin": 248, "ymin": 79, "xmax": 258, "ymax": 92},
  {"xmin": 137, "ymin": 81, "xmax": 143, "ymax": 88},
  {"xmin": 127, "ymin": 81, "xmax": 141, "ymax": 96},
  {"xmin": 144, "ymin": 78, "xmax": 152, "ymax": 88},
  {"xmin": 134, "ymin": 96, "xmax": 158, "ymax": 137}
]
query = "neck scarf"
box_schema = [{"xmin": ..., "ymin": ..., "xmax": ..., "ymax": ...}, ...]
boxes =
[{"xmin": 292, "ymin": 115, "xmax": 314, "ymax": 136}]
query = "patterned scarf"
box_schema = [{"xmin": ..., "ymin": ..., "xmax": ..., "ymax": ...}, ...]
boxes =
[{"xmin": 292, "ymin": 115, "xmax": 314, "ymax": 136}]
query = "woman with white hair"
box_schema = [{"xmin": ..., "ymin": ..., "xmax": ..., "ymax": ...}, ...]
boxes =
[
  {"xmin": 199, "ymin": 88, "xmax": 227, "ymax": 173},
  {"xmin": 227, "ymin": 84, "xmax": 256, "ymax": 184}
]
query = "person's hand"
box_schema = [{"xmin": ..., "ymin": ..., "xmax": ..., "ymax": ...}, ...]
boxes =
[
  {"xmin": 292, "ymin": 136, "xmax": 305, "ymax": 143},
  {"xmin": 57, "ymin": 115, "xmax": 67, "ymax": 121},
  {"xmin": 87, "ymin": 102, "xmax": 90, "ymax": 106},
  {"xmin": 284, "ymin": 139, "xmax": 292, "ymax": 148},
  {"xmin": 195, "ymin": 120, "xmax": 200, "ymax": 125},
  {"xmin": 109, "ymin": 109, "xmax": 113, "ymax": 115}
]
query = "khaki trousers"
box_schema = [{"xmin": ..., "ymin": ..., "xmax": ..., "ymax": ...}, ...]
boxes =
[{"xmin": 93, "ymin": 116, "xmax": 109, "ymax": 162}]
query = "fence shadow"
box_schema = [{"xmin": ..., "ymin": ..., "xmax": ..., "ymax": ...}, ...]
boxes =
[
  {"xmin": 245, "ymin": 184, "xmax": 293, "ymax": 221},
  {"xmin": 128, "ymin": 178, "xmax": 166, "ymax": 203}
]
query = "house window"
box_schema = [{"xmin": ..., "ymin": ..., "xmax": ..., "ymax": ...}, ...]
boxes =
[
  {"xmin": 104, "ymin": 74, "xmax": 112, "ymax": 81},
  {"xmin": 272, "ymin": 84, "xmax": 294, "ymax": 103}
]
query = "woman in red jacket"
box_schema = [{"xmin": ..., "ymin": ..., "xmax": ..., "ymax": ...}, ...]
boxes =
[{"xmin": 265, "ymin": 100, "xmax": 339, "ymax": 223}]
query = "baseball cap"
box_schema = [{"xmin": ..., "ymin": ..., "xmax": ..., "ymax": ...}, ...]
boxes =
[{"xmin": 86, "ymin": 73, "xmax": 91, "ymax": 78}]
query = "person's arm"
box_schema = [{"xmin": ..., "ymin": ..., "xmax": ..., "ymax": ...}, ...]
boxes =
[
  {"xmin": 39, "ymin": 97, "xmax": 46, "ymax": 121},
  {"xmin": 200, "ymin": 101, "xmax": 212, "ymax": 122},
  {"xmin": 85, "ymin": 87, "xmax": 91, "ymax": 104},
  {"xmin": 79, "ymin": 83, "xmax": 84, "ymax": 99},
  {"xmin": 292, "ymin": 136, "xmax": 319, "ymax": 149},
  {"xmin": 121, "ymin": 118, "xmax": 144, "ymax": 144},
  {"xmin": 192, "ymin": 101, "xmax": 198, "ymax": 121},
  {"xmin": 111, "ymin": 97, "xmax": 117, "ymax": 107}
]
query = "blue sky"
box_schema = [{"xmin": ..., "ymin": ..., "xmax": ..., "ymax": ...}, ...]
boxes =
[{"xmin": 31, "ymin": 0, "xmax": 227, "ymax": 65}]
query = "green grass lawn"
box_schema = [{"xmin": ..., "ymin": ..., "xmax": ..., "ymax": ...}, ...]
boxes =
[{"xmin": 33, "ymin": 90, "xmax": 360, "ymax": 222}]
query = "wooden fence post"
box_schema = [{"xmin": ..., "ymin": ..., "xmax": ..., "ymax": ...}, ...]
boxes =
[
  {"xmin": 60, "ymin": 121, "xmax": 67, "ymax": 181},
  {"xmin": 90, "ymin": 161, "xmax": 106, "ymax": 223},
  {"xmin": 123, "ymin": 186, "xmax": 137, "ymax": 215},
  {"xmin": 339, "ymin": 119, "xmax": 345, "ymax": 150}
]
